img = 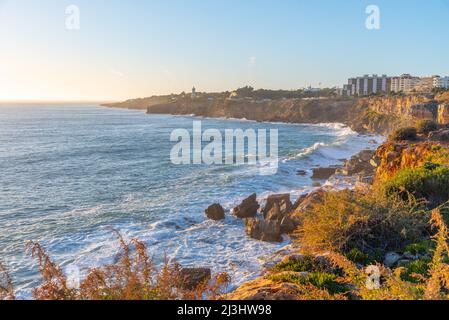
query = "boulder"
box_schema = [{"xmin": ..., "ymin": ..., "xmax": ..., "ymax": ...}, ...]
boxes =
[
  {"xmin": 311, "ymin": 167, "xmax": 337, "ymax": 180},
  {"xmin": 205, "ymin": 204, "xmax": 225, "ymax": 221},
  {"xmin": 384, "ymin": 252, "xmax": 402, "ymax": 268},
  {"xmin": 245, "ymin": 218, "xmax": 282, "ymax": 243},
  {"xmin": 233, "ymin": 194, "xmax": 260, "ymax": 219},
  {"xmin": 180, "ymin": 268, "xmax": 212, "ymax": 290}
]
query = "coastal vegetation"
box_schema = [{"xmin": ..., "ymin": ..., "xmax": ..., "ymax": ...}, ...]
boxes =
[
  {"xmin": 0, "ymin": 232, "xmax": 230, "ymax": 300},
  {"xmin": 228, "ymin": 115, "xmax": 449, "ymax": 300}
]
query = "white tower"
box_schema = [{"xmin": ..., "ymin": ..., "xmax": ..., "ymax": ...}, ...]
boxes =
[{"xmin": 191, "ymin": 87, "xmax": 197, "ymax": 99}]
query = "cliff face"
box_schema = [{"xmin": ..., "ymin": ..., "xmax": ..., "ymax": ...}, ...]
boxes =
[
  {"xmin": 104, "ymin": 96, "xmax": 174, "ymax": 110},
  {"xmin": 359, "ymin": 96, "xmax": 437, "ymax": 121},
  {"xmin": 438, "ymin": 104, "xmax": 449, "ymax": 125},
  {"xmin": 147, "ymin": 98, "xmax": 356, "ymax": 125},
  {"xmin": 105, "ymin": 93, "xmax": 449, "ymax": 136}
]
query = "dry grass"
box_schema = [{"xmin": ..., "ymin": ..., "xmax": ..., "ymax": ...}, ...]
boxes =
[
  {"xmin": 0, "ymin": 263, "xmax": 15, "ymax": 300},
  {"xmin": 297, "ymin": 189, "xmax": 428, "ymax": 257},
  {"xmin": 289, "ymin": 207, "xmax": 449, "ymax": 300},
  {"xmin": 1, "ymin": 231, "xmax": 229, "ymax": 301}
]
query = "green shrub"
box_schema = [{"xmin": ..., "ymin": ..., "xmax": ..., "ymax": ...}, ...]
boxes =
[
  {"xmin": 405, "ymin": 241, "xmax": 434, "ymax": 256},
  {"xmin": 384, "ymin": 165, "xmax": 449, "ymax": 206},
  {"xmin": 400, "ymin": 258, "xmax": 431, "ymax": 283},
  {"xmin": 345, "ymin": 248, "xmax": 372, "ymax": 265},
  {"xmin": 416, "ymin": 120, "xmax": 438, "ymax": 134},
  {"xmin": 272, "ymin": 255, "xmax": 326, "ymax": 273},
  {"xmin": 269, "ymin": 272, "xmax": 347, "ymax": 295},
  {"xmin": 390, "ymin": 127, "xmax": 417, "ymax": 141},
  {"xmin": 307, "ymin": 272, "xmax": 347, "ymax": 294}
]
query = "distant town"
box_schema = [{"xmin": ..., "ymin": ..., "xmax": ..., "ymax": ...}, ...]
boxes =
[
  {"xmin": 192, "ymin": 73, "xmax": 449, "ymax": 101},
  {"xmin": 338, "ymin": 74, "xmax": 449, "ymax": 96},
  {"xmin": 106, "ymin": 73, "xmax": 449, "ymax": 110}
]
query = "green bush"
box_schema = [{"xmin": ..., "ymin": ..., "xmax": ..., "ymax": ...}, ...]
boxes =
[
  {"xmin": 345, "ymin": 248, "xmax": 372, "ymax": 265},
  {"xmin": 269, "ymin": 272, "xmax": 347, "ymax": 295},
  {"xmin": 400, "ymin": 258, "xmax": 431, "ymax": 283},
  {"xmin": 390, "ymin": 127, "xmax": 417, "ymax": 141},
  {"xmin": 384, "ymin": 165, "xmax": 449, "ymax": 206},
  {"xmin": 416, "ymin": 120, "xmax": 438, "ymax": 134},
  {"xmin": 307, "ymin": 272, "xmax": 347, "ymax": 294},
  {"xmin": 272, "ymin": 255, "xmax": 326, "ymax": 273},
  {"xmin": 405, "ymin": 241, "xmax": 434, "ymax": 256}
]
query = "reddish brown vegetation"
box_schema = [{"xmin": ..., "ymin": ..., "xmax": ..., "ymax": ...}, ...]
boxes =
[{"xmin": 1, "ymin": 231, "xmax": 229, "ymax": 300}]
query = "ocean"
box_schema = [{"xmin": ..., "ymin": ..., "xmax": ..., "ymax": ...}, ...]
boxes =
[{"xmin": 0, "ymin": 104, "xmax": 380, "ymax": 298}]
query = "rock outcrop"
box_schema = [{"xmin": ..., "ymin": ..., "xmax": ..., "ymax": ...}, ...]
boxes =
[
  {"xmin": 245, "ymin": 194, "xmax": 300, "ymax": 242},
  {"xmin": 205, "ymin": 204, "xmax": 225, "ymax": 221},
  {"xmin": 262, "ymin": 194, "xmax": 292, "ymax": 218},
  {"xmin": 336, "ymin": 149, "xmax": 376, "ymax": 183},
  {"xmin": 373, "ymin": 141, "xmax": 438, "ymax": 182},
  {"xmin": 233, "ymin": 194, "xmax": 260, "ymax": 219},
  {"xmin": 292, "ymin": 189, "xmax": 327, "ymax": 215}
]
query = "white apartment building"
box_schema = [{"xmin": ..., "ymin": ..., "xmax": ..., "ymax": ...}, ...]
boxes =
[
  {"xmin": 342, "ymin": 74, "xmax": 390, "ymax": 96},
  {"xmin": 390, "ymin": 74, "xmax": 420, "ymax": 92},
  {"xmin": 434, "ymin": 76, "xmax": 449, "ymax": 89}
]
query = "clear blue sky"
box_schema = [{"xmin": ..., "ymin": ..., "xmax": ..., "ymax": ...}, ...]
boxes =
[{"xmin": 1, "ymin": 0, "xmax": 448, "ymax": 101}]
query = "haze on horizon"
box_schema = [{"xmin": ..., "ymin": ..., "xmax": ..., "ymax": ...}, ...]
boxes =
[{"xmin": 1, "ymin": 0, "xmax": 449, "ymax": 102}]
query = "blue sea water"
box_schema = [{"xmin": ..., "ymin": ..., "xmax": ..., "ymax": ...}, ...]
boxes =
[{"xmin": 0, "ymin": 104, "xmax": 380, "ymax": 297}]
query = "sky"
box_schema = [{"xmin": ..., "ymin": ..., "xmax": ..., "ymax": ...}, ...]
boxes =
[{"xmin": 0, "ymin": 0, "xmax": 449, "ymax": 102}]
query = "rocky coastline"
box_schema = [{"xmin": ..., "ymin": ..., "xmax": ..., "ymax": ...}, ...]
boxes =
[{"xmin": 103, "ymin": 92, "xmax": 449, "ymax": 300}]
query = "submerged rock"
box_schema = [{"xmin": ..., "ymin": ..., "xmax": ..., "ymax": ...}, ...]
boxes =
[
  {"xmin": 233, "ymin": 194, "xmax": 260, "ymax": 219},
  {"xmin": 205, "ymin": 203, "xmax": 225, "ymax": 221}
]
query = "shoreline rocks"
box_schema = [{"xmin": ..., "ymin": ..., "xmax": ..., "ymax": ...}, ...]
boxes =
[
  {"xmin": 262, "ymin": 194, "xmax": 292, "ymax": 218},
  {"xmin": 245, "ymin": 218, "xmax": 283, "ymax": 243},
  {"xmin": 233, "ymin": 194, "xmax": 260, "ymax": 219}
]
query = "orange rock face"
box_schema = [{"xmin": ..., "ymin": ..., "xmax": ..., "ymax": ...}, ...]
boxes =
[
  {"xmin": 360, "ymin": 96, "xmax": 437, "ymax": 122},
  {"xmin": 373, "ymin": 141, "xmax": 439, "ymax": 182},
  {"xmin": 438, "ymin": 104, "xmax": 449, "ymax": 125}
]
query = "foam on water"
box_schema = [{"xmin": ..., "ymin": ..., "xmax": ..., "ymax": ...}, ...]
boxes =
[{"xmin": 0, "ymin": 104, "xmax": 382, "ymax": 298}]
